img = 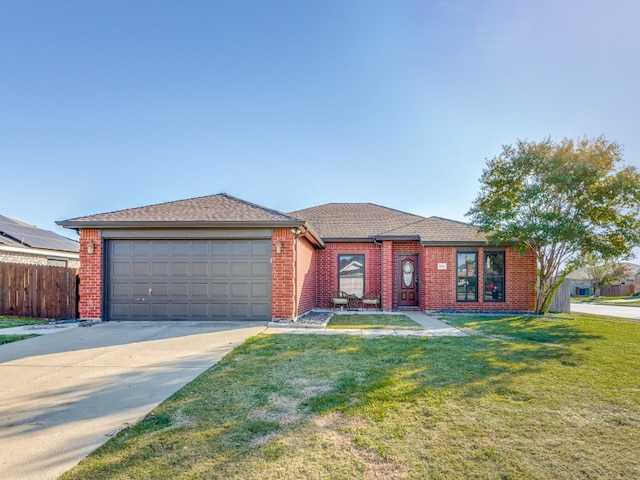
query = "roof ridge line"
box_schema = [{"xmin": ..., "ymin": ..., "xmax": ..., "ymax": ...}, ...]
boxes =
[{"xmin": 219, "ymin": 193, "xmax": 298, "ymax": 221}]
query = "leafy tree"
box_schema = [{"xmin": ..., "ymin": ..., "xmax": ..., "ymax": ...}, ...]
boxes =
[
  {"xmin": 579, "ymin": 253, "xmax": 626, "ymax": 298},
  {"xmin": 467, "ymin": 136, "xmax": 640, "ymax": 314}
]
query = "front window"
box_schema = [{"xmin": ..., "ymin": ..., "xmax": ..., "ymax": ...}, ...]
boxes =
[
  {"xmin": 457, "ymin": 251, "xmax": 477, "ymax": 302},
  {"xmin": 338, "ymin": 254, "xmax": 364, "ymax": 297},
  {"xmin": 484, "ymin": 251, "xmax": 505, "ymax": 302}
]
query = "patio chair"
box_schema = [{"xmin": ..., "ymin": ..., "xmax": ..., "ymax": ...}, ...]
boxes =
[
  {"xmin": 362, "ymin": 291, "xmax": 381, "ymax": 311},
  {"xmin": 329, "ymin": 291, "xmax": 349, "ymax": 310}
]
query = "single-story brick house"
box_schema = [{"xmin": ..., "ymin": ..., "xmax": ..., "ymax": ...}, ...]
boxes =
[{"xmin": 58, "ymin": 193, "xmax": 536, "ymax": 321}]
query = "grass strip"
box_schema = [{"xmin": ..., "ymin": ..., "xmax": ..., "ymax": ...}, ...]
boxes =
[
  {"xmin": 0, "ymin": 334, "xmax": 39, "ymax": 344},
  {"xmin": 327, "ymin": 314, "xmax": 422, "ymax": 329}
]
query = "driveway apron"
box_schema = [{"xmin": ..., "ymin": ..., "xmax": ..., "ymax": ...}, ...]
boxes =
[{"xmin": 0, "ymin": 321, "xmax": 266, "ymax": 480}]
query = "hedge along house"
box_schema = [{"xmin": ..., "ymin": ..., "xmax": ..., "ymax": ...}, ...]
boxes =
[{"xmin": 58, "ymin": 193, "xmax": 536, "ymax": 321}]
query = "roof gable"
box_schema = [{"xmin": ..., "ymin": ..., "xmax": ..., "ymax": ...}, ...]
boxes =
[
  {"xmin": 288, "ymin": 203, "xmax": 424, "ymax": 239},
  {"xmin": 60, "ymin": 193, "xmax": 300, "ymax": 225},
  {"xmin": 0, "ymin": 215, "xmax": 79, "ymax": 253},
  {"xmin": 289, "ymin": 203, "xmax": 485, "ymax": 244}
]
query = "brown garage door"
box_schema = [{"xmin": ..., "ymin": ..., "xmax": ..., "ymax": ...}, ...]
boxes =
[{"xmin": 106, "ymin": 239, "xmax": 271, "ymax": 320}]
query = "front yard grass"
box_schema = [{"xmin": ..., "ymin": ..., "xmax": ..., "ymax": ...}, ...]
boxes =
[
  {"xmin": 0, "ymin": 317, "xmax": 46, "ymax": 344},
  {"xmin": 61, "ymin": 313, "xmax": 640, "ymax": 480},
  {"xmin": 327, "ymin": 313, "xmax": 422, "ymax": 329},
  {"xmin": 0, "ymin": 316, "xmax": 49, "ymax": 329},
  {"xmin": 0, "ymin": 334, "xmax": 39, "ymax": 345}
]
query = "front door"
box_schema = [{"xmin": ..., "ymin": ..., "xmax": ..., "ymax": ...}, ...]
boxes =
[{"xmin": 398, "ymin": 254, "xmax": 419, "ymax": 307}]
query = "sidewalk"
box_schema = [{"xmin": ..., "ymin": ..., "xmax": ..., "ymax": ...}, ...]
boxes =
[{"xmin": 265, "ymin": 311, "xmax": 467, "ymax": 337}]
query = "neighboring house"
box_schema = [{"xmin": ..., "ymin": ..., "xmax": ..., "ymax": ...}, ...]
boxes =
[
  {"xmin": 58, "ymin": 193, "xmax": 537, "ymax": 321},
  {"xmin": 567, "ymin": 262, "xmax": 640, "ymax": 296},
  {"xmin": 0, "ymin": 214, "xmax": 79, "ymax": 268}
]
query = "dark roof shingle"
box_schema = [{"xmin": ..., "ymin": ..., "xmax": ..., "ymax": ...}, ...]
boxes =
[
  {"xmin": 289, "ymin": 203, "xmax": 486, "ymax": 244},
  {"xmin": 288, "ymin": 203, "xmax": 424, "ymax": 239},
  {"xmin": 60, "ymin": 193, "xmax": 299, "ymax": 224}
]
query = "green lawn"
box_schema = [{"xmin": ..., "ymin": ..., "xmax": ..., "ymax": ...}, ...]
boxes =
[
  {"xmin": 61, "ymin": 313, "xmax": 640, "ymax": 480},
  {"xmin": 0, "ymin": 317, "xmax": 46, "ymax": 344},
  {"xmin": 0, "ymin": 316, "xmax": 50, "ymax": 329},
  {"xmin": 327, "ymin": 314, "xmax": 422, "ymax": 329},
  {"xmin": 572, "ymin": 295, "xmax": 640, "ymax": 306}
]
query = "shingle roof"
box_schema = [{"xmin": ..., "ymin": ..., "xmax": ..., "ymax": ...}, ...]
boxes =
[
  {"xmin": 60, "ymin": 193, "xmax": 299, "ymax": 224},
  {"xmin": 59, "ymin": 194, "xmax": 486, "ymax": 245},
  {"xmin": 288, "ymin": 203, "xmax": 424, "ymax": 239},
  {"xmin": 0, "ymin": 215, "xmax": 79, "ymax": 253},
  {"xmin": 381, "ymin": 216, "xmax": 487, "ymax": 244},
  {"xmin": 289, "ymin": 203, "xmax": 486, "ymax": 244}
]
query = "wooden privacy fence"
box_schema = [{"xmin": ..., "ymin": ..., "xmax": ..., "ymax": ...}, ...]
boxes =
[
  {"xmin": 0, "ymin": 263, "xmax": 78, "ymax": 319},
  {"xmin": 549, "ymin": 279, "xmax": 570, "ymax": 313},
  {"xmin": 600, "ymin": 284, "xmax": 635, "ymax": 297}
]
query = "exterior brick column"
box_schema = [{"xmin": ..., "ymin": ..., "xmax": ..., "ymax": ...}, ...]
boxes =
[
  {"xmin": 271, "ymin": 228, "xmax": 296, "ymax": 319},
  {"xmin": 381, "ymin": 240, "xmax": 393, "ymax": 311},
  {"xmin": 78, "ymin": 229, "xmax": 103, "ymax": 319}
]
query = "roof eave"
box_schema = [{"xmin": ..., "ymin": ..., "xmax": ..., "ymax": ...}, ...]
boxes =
[
  {"xmin": 56, "ymin": 219, "xmax": 305, "ymax": 229},
  {"xmin": 420, "ymin": 240, "xmax": 488, "ymax": 246}
]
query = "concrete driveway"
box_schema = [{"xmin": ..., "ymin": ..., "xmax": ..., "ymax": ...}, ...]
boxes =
[
  {"xmin": 571, "ymin": 302, "xmax": 640, "ymax": 320},
  {"xmin": 0, "ymin": 320, "xmax": 266, "ymax": 480}
]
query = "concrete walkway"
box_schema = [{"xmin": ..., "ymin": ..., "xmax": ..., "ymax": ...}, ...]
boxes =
[{"xmin": 265, "ymin": 311, "xmax": 467, "ymax": 337}]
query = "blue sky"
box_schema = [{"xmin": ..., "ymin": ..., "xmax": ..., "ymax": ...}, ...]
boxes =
[{"xmin": 2, "ymin": 1, "xmax": 639, "ymax": 258}]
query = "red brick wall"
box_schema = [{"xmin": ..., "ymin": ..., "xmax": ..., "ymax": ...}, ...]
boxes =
[
  {"xmin": 296, "ymin": 236, "xmax": 317, "ymax": 316},
  {"xmin": 315, "ymin": 242, "xmax": 382, "ymax": 308},
  {"xmin": 421, "ymin": 246, "xmax": 536, "ymax": 311},
  {"xmin": 271, "ymin": 228, "xmax": 296, "ymax": 319},
  {"xmin": 78, "ymin": 229, "xmax": 103, "ymax": 319}
]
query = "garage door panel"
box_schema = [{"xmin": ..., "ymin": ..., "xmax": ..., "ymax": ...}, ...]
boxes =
[
  {"xmin": 211, "ymin": 283, "xmax": 229, "ymax": 297},
  {"xmin": 191, "ymin": 262, "xmax": 209, "ymax": 276},
  {"xmin": 151, "ymin": 242, "xmax": 171, "ymax": 256},
  {"xmin": 230, "ymin": 303, "xmax": 248, "ymax": 317},
  {"xmin": 171, "ymin": 242, "xmax": 190, "ymax": 256},
  {"xmin": 211, "ymin": 262, "xmax": 229, "ymax": 276},
  {"xmin": 107, "ymin": 239, "xmax": 271, "ymax": 320},
  {"xmin": 132, "ymin": 263, "xmax": 150, "ymax": 277},
  {"xmin": 111, "ymin": 262, "xmax": 130, "ymax": 277},
  {"xmin": 191, "ymin": 284, "xmax": 209, "ymax": 297},
  {"xmin": 251, "ymin": 303, "xmax": 270, "ymax": 317},
  {"xmin": 251, "ymin": 262, "xmax": 270, "ymax": 277},
  {"xmin": 252, "ymin": 242, "xmax": 271, "ymax": 256},
  {"xmin": 132, "ymin": 243, "xmax": 152, "ymax": 257},
  {"xmin": 131, "ymin": 283, "xmax": 150, "ymax": 296},
  {"xmin": 171, "ymin": 284, "xmax": 189, "ymax": 297},
  {"xmin": 210, "ymin": 303, "xmax": 229, "ymax": 316},
  {"xmin": 151, "ymin": 304, "xmax": 169, "ymax": 317},
  {"xmin": 190, "ymin": 304, "xmax": 209, "ymax": 317},
  {"xmin": 151, "ymin": 283, "xmax": 169, "ymax": 296},
  {"xmin": 130, "ymin": 304, "xmax": 151, "ymax": 317},
  {"xmin": 231, "ymin": 242, "xmax": 251, "ymax": 256},
  {"xmin": 231, "ymin": 283, "xmax": 249, "ymax": 297},
  {"xmin": 151, "ymin": 263, "xmax": 170, "ymax": 276},
  {"xmin": 251, "ymin": 283, "xmax": 270, "ymax": 297},
  {"xmin": 191, "ymin": 242, "xmax": 209, "ymax": 256},
  {"xmin": 111, "ymin": 283, "xmax": 131, "ymax": 297},
  {"xmin": 169, "ymin": 303, "xmax": 189, "ymax": 318},
  {"xmin": 231, "ymin": 262, "xmax": 250, "ymax": 276}
]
